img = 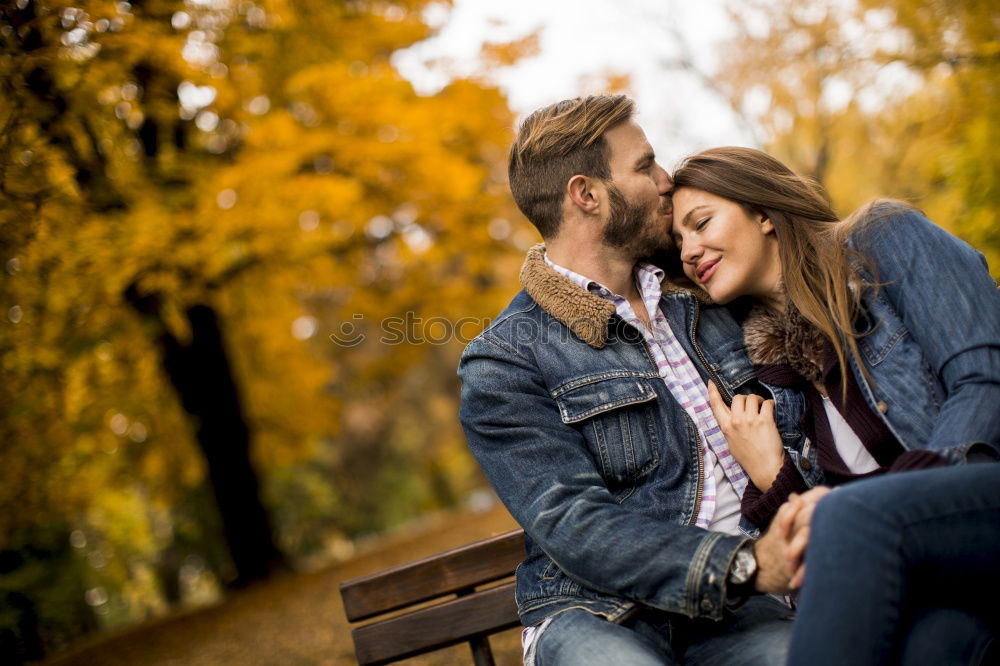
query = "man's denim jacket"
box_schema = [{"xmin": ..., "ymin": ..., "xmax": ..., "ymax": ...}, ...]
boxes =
[{"xmin": 457, "ymin": 245, "xmax": 813, "ymax": 627}]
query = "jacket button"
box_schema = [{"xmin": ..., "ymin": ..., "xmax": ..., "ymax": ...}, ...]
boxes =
[
  {"xmin": 800, "ymin": 458, "xmax": 812, "ymax": 471},
  {"xmin": 700, "ymin": 596, "xmax": 713, "ymax": 612},
  {"xmin": 877, "ymin": 401, "xmax": 889, "ymax": 414}
]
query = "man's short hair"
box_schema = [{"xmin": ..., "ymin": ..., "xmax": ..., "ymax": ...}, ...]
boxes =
[{"xmin": 508, "ymin": 95, "xmax": 636, "ymax": 239}]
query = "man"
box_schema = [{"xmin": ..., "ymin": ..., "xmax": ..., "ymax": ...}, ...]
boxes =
[{"xmin": 458, "ymin": 95, "xmax": 804, "ymax": 665}]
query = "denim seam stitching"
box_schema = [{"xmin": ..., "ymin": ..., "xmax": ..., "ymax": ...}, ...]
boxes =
[
  {"xmin": 685, "ymin": 531, "xmax": 723, "ymax": 618},
  {"xmin": 474, "ymin": 332, "xmax": 526, "ymax": 360},
  {"xmin": 551, "ymin": 371, "xmax": 659, "ymax": 396},
  {"xmin": 557, "ymin": 391, "xmax": 657, "ymax": 423}
]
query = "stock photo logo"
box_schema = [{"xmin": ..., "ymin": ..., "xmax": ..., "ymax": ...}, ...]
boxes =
[
  {"xmin": 328, "ymin": 312, "xmax": 639, "ymax": 347},
  {"xmin": 328, "ymin": 312, "xmax": 493, "ymax": 347}
]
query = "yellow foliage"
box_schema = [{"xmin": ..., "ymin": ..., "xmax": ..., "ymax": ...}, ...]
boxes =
[
  {"xmin": 719, "ymin": 0, "xmax": 1000, "ymax": 277},
  {"xmin": 480, "ymin": 30, "xmax": 542, "ymax": 67},
  {"xmin": 0, "ymin": 0, "xmax": 524, "ymax": 569}
]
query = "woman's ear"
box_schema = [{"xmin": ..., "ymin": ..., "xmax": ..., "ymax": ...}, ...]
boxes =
[{"xmin": 759, "ymin": 214, "xmax": 775, "ymax": 235}]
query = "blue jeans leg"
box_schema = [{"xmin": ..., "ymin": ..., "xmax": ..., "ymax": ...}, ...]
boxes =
[
  {"xmin": 680, "ymin": 595, "xmax": 795, "ymax": 666},
  {"xmin": 533, "ymin": 608, "xmax": 677, "ymax": 666},
  {"xmin": 534, "ymin": 595, "xmax": 794, "ymax": 666},
  {"xmin": 787, "ymin": 464, "xmax": 1000, "ymax": 666},
  {"xmin": 899, "ymin": 607, "xmax": 997, "ymax": 666}
]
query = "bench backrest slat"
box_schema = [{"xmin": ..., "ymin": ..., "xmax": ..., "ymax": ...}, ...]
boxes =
[
  {"xmin": 340, "ymin": 529, "xmax": 524, "ymax": 622},
  {"xmin": 351, "ymin": 581, "xmax": 519, "ymax": 666}
]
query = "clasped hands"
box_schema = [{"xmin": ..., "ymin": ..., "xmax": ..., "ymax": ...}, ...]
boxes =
[
  {"xmin": 754, "ymin": 485, "xmax": 831, "ymax": 593},
  {"xmin": 707, "ymin": 382, "xmax": 831, "ymax": 594}
]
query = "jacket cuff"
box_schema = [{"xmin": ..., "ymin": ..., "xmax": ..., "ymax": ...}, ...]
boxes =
[
  {"xmin": 741, "ymin": 453, "xmax": 809, "ymax": 528},
  {"xmin": 686, "ymin": 532, "xmax": 753, "ymax": 621},
  {"xmin": 965, "ymin": 442, "xmax": 1000, "ymax": 463},
  {"xmin": 889, "ymin": 449, "xmax": 949, "ymax": 472}
]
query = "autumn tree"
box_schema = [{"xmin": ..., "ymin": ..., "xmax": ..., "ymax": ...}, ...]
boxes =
[
  {"xmin": 2, "ymin": 0, "xmax": 523, "ymax": 657},
  {"xmin": 857, "ymin": 0, "xmax": 1000, "ymax": 271},
  {"xmin": 716, "ymin": 0, "xmax": 1000, "ymax": 274}
]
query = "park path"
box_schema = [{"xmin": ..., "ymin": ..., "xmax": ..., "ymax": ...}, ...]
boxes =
[{"xmin": 45, "ymin": 503, "xmax": 522, "ymax": 666}]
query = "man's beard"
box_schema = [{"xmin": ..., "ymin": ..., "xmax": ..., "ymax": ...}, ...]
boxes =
[{"xmin": 602, "ymin": 183, "xmax": 668, "ymax": 261}]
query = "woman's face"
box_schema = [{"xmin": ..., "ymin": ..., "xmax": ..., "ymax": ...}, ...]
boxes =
[{"xmin": 670, "ymin": 187, "xmax": 783, "ymax": 306}]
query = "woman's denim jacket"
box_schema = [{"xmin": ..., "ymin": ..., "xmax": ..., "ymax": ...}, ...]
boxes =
[
  {"xmin": 743, "ymin": 204, "xmax": 1000, "ymax": 531},
  {"xmin": 832, "ymin": 205, "xmax": 1000, "ymax": 463},
  {"xmin": 458, "ymin": 246, "xmax": 814, "ymax": 627}
]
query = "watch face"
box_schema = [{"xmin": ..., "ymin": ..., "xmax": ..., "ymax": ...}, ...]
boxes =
[{"xmin": 730, "ymin": 548, "xmax": 757, "ymax": 584}]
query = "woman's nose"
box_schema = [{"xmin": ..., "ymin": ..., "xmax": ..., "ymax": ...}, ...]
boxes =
[{"xmin": 680, "ymin": 238, "xmax": 702, "ymax": 264}]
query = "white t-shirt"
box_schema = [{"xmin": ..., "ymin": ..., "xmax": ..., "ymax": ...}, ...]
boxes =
[
  {"xmin": 706, "ymin": 445, "xmax": 744, "ymax": 534},
  {"xmin": 822, "ymin": 395, "xmax": 880, "ymax": 474}
]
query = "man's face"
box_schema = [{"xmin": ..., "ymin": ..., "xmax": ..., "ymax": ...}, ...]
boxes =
[{"xmin": 600, "ymin": 121, "xmax": 674, "ymax": 260}]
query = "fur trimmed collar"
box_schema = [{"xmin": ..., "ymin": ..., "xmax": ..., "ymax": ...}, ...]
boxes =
[
  {"xmin": 517, "ymin": 243, "xmax": 829, "ymax": 377},
  {"xmin": 518, "ymin": 244, "xmax": 705, "ymax": 349},
  {"xmin": 742, "ymin": 304, "xmax": 826, "ymax": 382}
]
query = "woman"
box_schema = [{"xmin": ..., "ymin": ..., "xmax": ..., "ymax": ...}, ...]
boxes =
[
  {"xmin": 668, "ymin": 147, "xmax": 1000, "ymax": 665},
  {"xmin": 778, "ymin": 465, "xmax": 1000, "ymax": 666}
]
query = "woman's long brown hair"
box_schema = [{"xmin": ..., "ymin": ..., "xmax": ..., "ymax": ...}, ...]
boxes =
[{"xmin": 672, "ymin": 147, "xmax": 877, "ymax": 386}]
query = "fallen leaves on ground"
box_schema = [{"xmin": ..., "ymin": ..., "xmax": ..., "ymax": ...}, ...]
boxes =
[{"xmin": 45, "ymin": 503, "xmax": 522, "ymax": 666}]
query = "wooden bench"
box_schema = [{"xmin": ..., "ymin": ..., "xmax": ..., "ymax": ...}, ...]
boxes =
[{"xmin": 339, "ymin": 529, "xmax": 526, "ymax": 665}]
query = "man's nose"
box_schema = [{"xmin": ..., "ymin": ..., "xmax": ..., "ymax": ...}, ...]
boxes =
[{"xmin": 656, "ymin": 165, "xmax": 673, "ymax": 195}]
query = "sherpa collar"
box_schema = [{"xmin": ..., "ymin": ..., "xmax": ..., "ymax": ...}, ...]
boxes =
[
  {"xmin": 518, "ymin": 243, "xmax": 705, "ymax": 349},
  {"xmin": 742, "ymin": 303, "xmax": 826, "ymax": 382}
]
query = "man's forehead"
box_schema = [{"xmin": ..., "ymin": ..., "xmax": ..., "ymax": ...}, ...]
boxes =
[{"xmin": 606, "ymin": 121, "xmax": 653, "ymax": 163}]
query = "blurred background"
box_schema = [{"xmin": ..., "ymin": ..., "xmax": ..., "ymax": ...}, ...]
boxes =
[{"xmin": 1, "ymin": 0, "xmax": 997, "ymax": 663}]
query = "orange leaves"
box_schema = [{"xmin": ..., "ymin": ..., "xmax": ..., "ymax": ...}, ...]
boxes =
[
  {"xmin": 2, "ymin": 0, "xmax": 528, "ymax": 607},
  {"xmin": 480, "ymin": 30, "xmax": 542, "ymax": 67},
  {"xmin": 719, "ymin": 0, "xmax": 1000, "ymax": 277}
]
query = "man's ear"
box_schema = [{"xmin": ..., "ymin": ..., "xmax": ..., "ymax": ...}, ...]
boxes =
[{"xmin": 567, "ymin": 174, "xmax": 600, "ymax": 214}]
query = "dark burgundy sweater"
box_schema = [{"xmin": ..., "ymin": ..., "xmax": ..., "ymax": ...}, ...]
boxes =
[{"xmin": 741, "ymin": 340, "xmax": 947, "ymax": 527}]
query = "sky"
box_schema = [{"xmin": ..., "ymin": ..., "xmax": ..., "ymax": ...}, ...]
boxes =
[{"xmin": 394, "ymin": 0, "xmax": 758, "ymax": 170}]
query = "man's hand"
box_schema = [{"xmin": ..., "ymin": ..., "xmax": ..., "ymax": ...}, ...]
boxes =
[
  {"xmin": 708, "ymin": 382, "xmax": 785, "ymax": 492},
  {"xmin": 752, "ymin": 503, "xmax": 797, "ymax": 594}
]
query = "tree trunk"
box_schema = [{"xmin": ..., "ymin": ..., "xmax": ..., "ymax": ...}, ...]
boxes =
[{"xmin": 126, "ymin": 288, "xmax": 286, "ymax": 586}]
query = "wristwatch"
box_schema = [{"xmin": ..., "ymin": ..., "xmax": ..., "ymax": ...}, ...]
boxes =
[{"xmin": 728, "ymin": 542, "xmax": 758, "ymax": 587}]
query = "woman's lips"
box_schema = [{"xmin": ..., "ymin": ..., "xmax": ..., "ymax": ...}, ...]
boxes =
[{"xmin": 697, "ymin": 259, "xmax": 719, "ymax": 283}]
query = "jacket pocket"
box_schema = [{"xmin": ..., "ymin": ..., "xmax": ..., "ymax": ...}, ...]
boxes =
[
  {"xmin": 857, "ymin": 294, "xmax": 907, "ymax": 367},
  {"xmin": 553, "ymin": 374, "xmax": 661, "ymax": 494}
]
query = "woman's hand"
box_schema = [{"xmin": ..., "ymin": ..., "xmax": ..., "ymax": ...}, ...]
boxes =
[
  {"xmin": 707, "ymin": 382, "xmax": 785, "ymax": 492},
  {"xmin": 776, "ymin": 486, "xmax": 833, "ymax": 589}
]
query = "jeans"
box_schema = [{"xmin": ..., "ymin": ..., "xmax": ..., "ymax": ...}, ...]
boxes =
[
  {"xmin": 533, "ymin": 595, "xmax": 794, "ymax": 665},
  {"xmin": 787, "ymin": 464, "xmax": 1000, "ymax": 666}
]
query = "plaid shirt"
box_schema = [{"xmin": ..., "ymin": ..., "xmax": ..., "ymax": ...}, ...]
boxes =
[{"xmin": 545, "ymin": 255, "xmax": 748, "ymax": 530}]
